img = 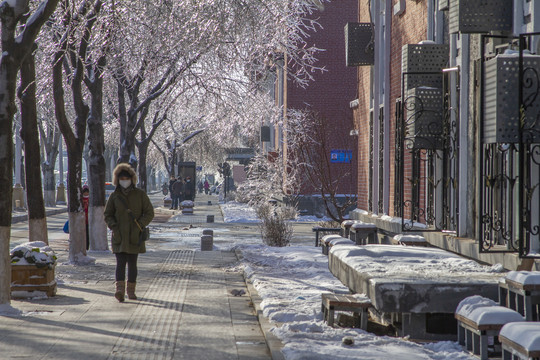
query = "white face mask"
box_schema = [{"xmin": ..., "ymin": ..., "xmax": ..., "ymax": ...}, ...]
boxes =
[{"xmin": 119, "ymin": 179, "xmax": 131, "ymax": 188}]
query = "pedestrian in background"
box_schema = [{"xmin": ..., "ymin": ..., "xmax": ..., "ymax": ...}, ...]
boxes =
[
  {"xmin": 168, "ymin": 176, "xmax": 176, "ymax": 209},
  {"xmin": 171, "ymin": 177, "xmax": 184, "ymax": 210},
  {"xmin": 105, "ymin": 163, "xmax": 154, "ymax": 302}
]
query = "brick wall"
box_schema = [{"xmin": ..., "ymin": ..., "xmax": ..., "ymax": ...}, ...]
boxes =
[
  {"xmin": 287, "ymin": 0, "xmax": 358, "ymax": 195},
  {"xmin": 355, "ymin": 0, "xmax": 428, "ymax": 214}
]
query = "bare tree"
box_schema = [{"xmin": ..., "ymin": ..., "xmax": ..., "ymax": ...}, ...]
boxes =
[
  {"xmin": 287, "ymin": 110, "xmax": 357, "ymax": 222},
  {"xmin": 53, "ymin": 0, "xmax": 102, "ymax": 263},
  {"xmin": 0, "ymin": 0, "xmax": 60, "ymax": 306},
  {"xmin": 18, "ymin": 45, "xmax": 48, "ymax": 244}
]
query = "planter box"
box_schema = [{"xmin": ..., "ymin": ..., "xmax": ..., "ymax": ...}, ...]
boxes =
[{"xmin": 11, "ymin": 265, "xmax": 57, "ymax": 297}]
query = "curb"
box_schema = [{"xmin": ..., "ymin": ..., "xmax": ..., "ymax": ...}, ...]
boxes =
[
  {"xmin": 235, "ymin": 249, "xmax": 285, "ymax": 360},
  {"xmin": 12, "ymin": 207, "xmax": 68, "ymax": 224}
]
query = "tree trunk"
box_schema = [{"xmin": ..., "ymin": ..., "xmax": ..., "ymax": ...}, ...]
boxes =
[
  {"xmin": 86, "ymin": 56, "xmax": 108, "ymax": 251},
  {"xmin": 0, "ymin": 0, "xmax": 60, "ymax": 306},
  {"xmin": 19, "ymin": 47, "xmax": 48, "ymax": 244},
  {"xmin": 41, "ymin": 162, "xmax": 57, "ymax": 207},
  {"xmin": 0, "ymin": 54, "xmax": 18, "ymax": 306},
  {"xmin": 137, "ymin": 141, "xmax": 149, "ymax": 191},
  {"xmin": 53, "ymin": 46, "xmax": 88, "ymax": 264}
]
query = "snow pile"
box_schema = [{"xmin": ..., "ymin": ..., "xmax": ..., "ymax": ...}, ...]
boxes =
[
  {"xmin": 239, "ymin": 244, "xmax": 476, "ymax": 359},
  {"xmin": 500, "ymin": 322, "xmax": 540, "ymax": 352},
  {"xmin": 455, "ymin": 295, "xmax": 523, "ymax": 325},
  {"xmin": 10, "ymin": 241, "xmax": 56, "ymax": 267}
]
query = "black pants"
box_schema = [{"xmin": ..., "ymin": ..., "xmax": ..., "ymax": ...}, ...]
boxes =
[{"xmin": 115, "ymin": 253, "xmax": 138, "ymax": 282}]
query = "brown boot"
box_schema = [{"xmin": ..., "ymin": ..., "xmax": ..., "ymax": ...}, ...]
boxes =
[
  {"xmin": 126, "ymin": 282, "xmax": 137, "ymax": 300},
  {"xmin": 115, "ymin": 281, "xmax": 125, "ymax": 302}
]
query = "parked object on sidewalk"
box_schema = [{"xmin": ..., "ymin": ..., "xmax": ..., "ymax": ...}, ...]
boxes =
[
  {"xmin": 105, "ymin": 163, "xmax": 154, "ymax": 302},
  {"xmin": 201, "ymin": 234, "xmax": 213, "ymax": 251},
  {"xmin": 181, "ymin": 200, "xmax": 194, "ymax": 214},
  {"xmin": 10, "ymin": 241, "xmax": 57, "ymax": 298}
]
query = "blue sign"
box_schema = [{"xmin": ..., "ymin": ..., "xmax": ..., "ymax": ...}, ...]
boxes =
[
  {"xmin": 196, "ymin": 166, "xmax": 203, "ymax": 171},
  {"xmin": 330, "ymin": 150, "xmax": 353, "ymax": 163}
]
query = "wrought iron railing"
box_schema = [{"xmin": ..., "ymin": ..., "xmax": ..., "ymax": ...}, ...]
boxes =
[
  {"xmin": 395, "ymin": 70, "xmax": 459, "ymax": 232},
  {"xmin": 479, "ymin": 33, "xmax": 540, "ymax": 257}
]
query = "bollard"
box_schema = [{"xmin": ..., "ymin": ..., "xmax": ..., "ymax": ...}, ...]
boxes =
[
  {"xmin": 207, "ymin": 215, "xmax": 214, "ymax": 223},
  {"xmin": 202, "ymin": 229, "xmax": 213, "ymax": 236},
  {"xmin": 201, "ymin": 235, "xmax": 213, "ymax": 251}
]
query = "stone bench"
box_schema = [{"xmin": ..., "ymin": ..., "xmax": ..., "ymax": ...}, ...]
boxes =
[
  {"xmin": 328, "ymin": 245, "xmax": 501, "ymax": 340},
  {"xmin": 499, "ymin": 271, "xmax": 540, "ymax": 321},
  {"xmin": 455, "ymin": 296, "xmax": 524, "ymax": 360},
  {"xmin": 349, "ymin": 223, "xmax": 377, "ymax": 245},
  {"xmin": 340, "ymin": 220, "xmax": 360, "ymax": 239},
  {"xmin": 499, "ymin": 322, "xmax": 540, "ymax": 360},
  {"xmin": 321, "ymin": 293, "xmax": 371, "ymax": 329},
  {"xmin": 321, "ymin": 235, "xmax": 354, "ymax": 255},
  {"xmin": 312, "ymin": 226, "xmax": 340, "ymax": 247},
  {"xmin": 392, "ymin": 234, "xmax": 428, "ymax": 247}
]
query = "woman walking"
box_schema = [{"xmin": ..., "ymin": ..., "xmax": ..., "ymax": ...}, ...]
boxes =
[{"xmin": 105, "ymin": 163, "xmax": 154, "ymax": 302}]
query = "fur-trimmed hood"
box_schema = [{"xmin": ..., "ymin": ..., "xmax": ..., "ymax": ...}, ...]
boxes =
[{"xmin": 112, "ymin": 163, "xmax": 138, "ymax": 186}]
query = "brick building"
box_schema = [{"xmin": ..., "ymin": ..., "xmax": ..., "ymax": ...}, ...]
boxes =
[
  {"xmin": 351, "ymin": 0, "xmax": 540, "ymax": 270},
  {"xmin": 264, "ymin": 0, "xmax": 358, "ymax": 215}
]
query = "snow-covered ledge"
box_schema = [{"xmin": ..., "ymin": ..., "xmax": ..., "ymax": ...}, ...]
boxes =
[{"xmin": 350, "ymin": 208, "xmax": 535, "ymax": 271}]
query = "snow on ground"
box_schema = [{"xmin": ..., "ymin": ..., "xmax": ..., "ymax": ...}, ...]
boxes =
[
  {"xmin": 221, "ymin": 201, "xmax": 260, "ymax": 223},
  {"xmin": 221, "ymin": 201, "xmax": 332, "ymax": 223},
  {"xmin": 220, "ymin": 202, "xmax": 475, "ymax": 359}
]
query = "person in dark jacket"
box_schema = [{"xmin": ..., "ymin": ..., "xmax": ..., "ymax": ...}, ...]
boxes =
[
  {"xmin": 104, "ymin": 163, "xmax": 154, "ymax": 302},
  {"xmin": 171, "ymin": 178, "xmax": 184, "ymax": 209},
  {"xmin": 183, "ymin": 176, "xmax": 195, "ymax": 201},
  {"xmin": 168, "ymin": 176, "xmax": 176, "ymax": 209}
]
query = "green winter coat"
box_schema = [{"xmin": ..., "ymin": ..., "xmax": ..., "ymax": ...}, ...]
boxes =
[{"xmin": 104, "ymin": 186, "xmax": 154, "ymax": 254}]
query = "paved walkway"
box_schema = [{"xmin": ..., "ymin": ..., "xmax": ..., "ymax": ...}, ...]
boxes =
[{"xmin": 0, "ymin": 194, "xmax": 274, "ymax": 360}]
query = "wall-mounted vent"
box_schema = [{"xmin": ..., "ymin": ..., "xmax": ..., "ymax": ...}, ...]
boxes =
[
  {"xmin": 483, "ymin": 54, "xmax": 540, "ymax": 143},
  {"xmin": 345, "ymin": 23, "xmax": 375, "ymax": 66},
  {"xmin": 405, "ymin": 87, "xmax": 444, "ymax": 150},
  {"xmin": 402, "ymin": 43, "xmax": 449, "ymax": 90},
  {"xmin": 449, "ymin": 0, "xmax": 513, "ymax": 34}
]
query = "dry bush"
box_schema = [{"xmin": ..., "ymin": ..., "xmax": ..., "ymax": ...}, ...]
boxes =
[{"xmin": 256, "ymin": 202, "xmax": 293, "ymax": 247}]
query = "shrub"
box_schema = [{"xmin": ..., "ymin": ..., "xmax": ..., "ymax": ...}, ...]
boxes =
[{"xmin": 256, "ymin": 202, "xmax": 293, "ymax": 247}]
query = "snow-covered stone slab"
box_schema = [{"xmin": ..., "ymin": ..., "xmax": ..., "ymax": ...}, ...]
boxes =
[
  {"xmin": 328, "ymin": 245, "xmax": 503, "ymax": 313},
  {"xmin": 392, "ymin": 234, "xmax": 427, "ymax": 246},
  {"xmin": 499, "ymin": 322, "xmax": 540, "ymax": 358},
  {"xmin": 328, "ymin": 238, "xmax": 355, "ymax": 247}
]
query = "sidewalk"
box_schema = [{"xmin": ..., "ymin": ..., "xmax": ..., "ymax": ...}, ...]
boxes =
[{"xmin": 0, "ymin": 194, "xmax": 274, "ymax": 360}]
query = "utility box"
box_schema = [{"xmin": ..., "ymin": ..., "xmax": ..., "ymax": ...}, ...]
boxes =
[
  {"xmin": 402, "ymin": 43, "xmax": 448, "ymax": 91},
  {"xmin": 449, "ymin": 0, "xmax": 513, "ymax": 34},
  {"xmin": 483, "ymin": 54, "xmax": 540, "ymax": 143},
  {"xmin": 345, "ymin": 23, "xmax": 374, "ymax": 66},
  {"xmin": 405, "ymin": 87, "xmax": 444, "ymax": 150}
]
